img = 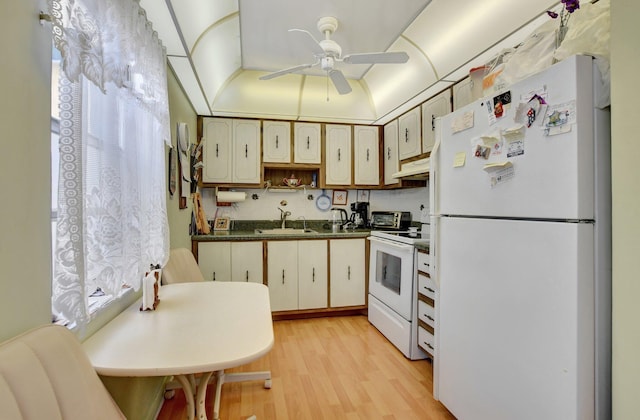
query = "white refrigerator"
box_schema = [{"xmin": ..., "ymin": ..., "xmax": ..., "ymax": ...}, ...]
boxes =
[{"xmin": 430, "ymin": 55, "xmax": 611, "ymax": 420}]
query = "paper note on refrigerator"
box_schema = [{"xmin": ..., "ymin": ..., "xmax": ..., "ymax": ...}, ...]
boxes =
[
  {"xmin": 453, "ymin": 152, "xmax": 466, "ymax": 167},
  {"xmin": 451, "ymin": 111, "xmax": 474, "ymax": 133},
  {"xmin": 483, "ymin": 161, "xmax": 514, "ymax": 187}
]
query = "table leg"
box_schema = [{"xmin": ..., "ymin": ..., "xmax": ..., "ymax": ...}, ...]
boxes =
[
  {"xmin": 175, "ymin": 374, "xmax": 195, "ymax": 420},
  {"xmin": 196, "ymin": 371, "xmax": 214, "ymax": 420}
]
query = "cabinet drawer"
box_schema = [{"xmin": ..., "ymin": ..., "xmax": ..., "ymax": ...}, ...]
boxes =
[
  {"xmin": 417, "ymin": 251, "xmax": 430, "ymax": 274},
  {"xmin": 418, "ymin": 273, "xmax": 436, "ymax": 299},
  {"xmin": 418, "ymin": 299, "xmax": 435, "ymax": 328},
  {"xmin": 418, "ymin": 326, "xmax": 435, "ymax": 355}
]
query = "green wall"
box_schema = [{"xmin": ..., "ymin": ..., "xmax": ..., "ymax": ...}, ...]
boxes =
[
  {"xmin": 0, "ymin": 0, "xmax": 53, "ymax": 342},
  {"xmin": 166, "ymin": 68, "xmax": 198, "ymax": 250}
]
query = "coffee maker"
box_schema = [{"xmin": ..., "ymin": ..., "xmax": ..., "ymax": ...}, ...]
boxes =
[{"xmin": 349, "ymin": 202, "xmax": 370, "ymax": 228}]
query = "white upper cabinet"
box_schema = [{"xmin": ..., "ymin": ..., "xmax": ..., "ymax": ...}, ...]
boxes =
[
  {"xmin": 398, "ymin": 107, "xmax": 421, "ymax": 160},
  {"xmin": 202, "ymin": 117, "xmax": 261, "ymax": 184},
  {"xmin": 452, "ymin": 76, "xmax": 474, "ymax": 111},
  {"xmin": 325, "ymin": 124, "xmax": 352, "ymax": 186},
  {"xmin": 383, "ymin": 120, "xmax": 400, "ymax": 186},
  {"xmin": 263, "ymin": 120, "xmax": 291, "ymax": 163},
  {"xmin": 293, "ymin": 122, "xmax": 321, "ymax": 164},
  {"xmin": 421, "ymin": 89, "xmax": 451, "ymax": 154},
  {"xmin": 202, "ymin": 118, "xmax": 233, "ymax": 183},
  {"xmin": 354, "ymin": 125, "xmax": 380, "ymax": 186},
  {"xmin": 232, "ymin": 119, "xmax": 261, "ymax": 183}
]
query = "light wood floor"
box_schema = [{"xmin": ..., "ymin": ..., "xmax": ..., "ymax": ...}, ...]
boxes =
[{"xmin": 157, "ymin": 315, "xmax": 455, "ymax": 420}]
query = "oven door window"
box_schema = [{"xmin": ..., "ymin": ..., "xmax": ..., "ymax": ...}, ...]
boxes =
[{"xmin": 376, "ymin": 250, "xmax": 402, "ymax": 295}]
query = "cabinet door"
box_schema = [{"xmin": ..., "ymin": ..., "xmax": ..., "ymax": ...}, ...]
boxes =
[
  {"xmin": 298, "ymin": 240, "xmax": 328, "ymax": 310},
  {"xmin": 330, "ymin": 239, "xmax": 365, "ymax": 307},
  {"xmin": 231, "ymin": 242, "xmax": 263, "ymax": 283},
  {"xmin": 325, "ymin": 124, "xmax": 352, "ymax": 186},
  {"xmin": 452, "ymin": 76, "xmax": 474, "ymax": 111},
  {"xmin": 398, "ymin": 107, "xmax": 421, "ymax": 160},
  {"xmin": 267, "ymin": 241, "xmax": 298, "ymax": 311},
  {"xmin": 354, "ymin": 125, "xmax": 380, "ymax": 186},
  {"xmin": 232, "ymin": 119, "xmax": 261, "ymax": 184},
  {"xmin": 197, "ymin": 242, "xmax": 231, "ymax": 282},
  {"xmin": 263, "ymin": 120, "xmax": 291, "ymax": 163},
  {"xmin": 383, "ymin": 120, "xmax": 400, "ymax": 186},
  {"xmin": 202, "ymin": 118, "xmax": 233, "ymax": 183},
  {"xmin": 293, "ymin": 122, "xmax": 321, "ymax": 164},
  {"xmin": 422, "ymin": 89, "xmax": 451, "ymax": 154}
]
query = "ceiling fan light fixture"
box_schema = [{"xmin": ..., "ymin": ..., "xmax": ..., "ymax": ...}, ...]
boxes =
[
  {"xmin": 320, "ymin": 56, "xmax": 334, "ymax": 71},
  {"xmin": 259, "ymin": 15, "xmax": 408, "ymax": 96}
]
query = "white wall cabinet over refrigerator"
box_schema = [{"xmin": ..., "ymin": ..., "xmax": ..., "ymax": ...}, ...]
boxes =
[
  {"xmin": 197, "ymin": 241, "xmax": 263, "ymax": 283},
  {"xmin": 263, "ymin": 120, "xmax": 291, "ymax": 163},
  {"xmin": 383, "ymin": 119, "xmax": 400, "ymax": 186},
  {"xmin": 421, "ymin": 89, "xmax": 451, "ymax": 154},
  {"xmin": 330, "ymin": 238, "xmax": 365, "ymax": 307},
  {"xmin": 325, "ymin": 124, "xmax": 352, "ymax": 186},
  {"xmin": 397, "ymin": 107, "xmax": 421, "ymax": 160},
  {"xmin": 354, "ymin": 125, "xmax": 380, "ymax": 186},
  {"xmin": 293, "ymin": 122, "xmax": 321, "ymax": 164},
  {"xmin": 201, "ymin": 117, "xmax": 261, "ymax": 184}
]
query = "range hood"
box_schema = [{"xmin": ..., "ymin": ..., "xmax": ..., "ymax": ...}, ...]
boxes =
[{"xmin": 392, "ymin": 157, "xmax": 430, "ymax": 180}]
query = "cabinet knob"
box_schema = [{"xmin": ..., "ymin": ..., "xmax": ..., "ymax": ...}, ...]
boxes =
[
  {"xmin": 307, "ymin": 136, "xmax": 310, "ymax": 149},
  {"xmin": 282, "ymin": 269, "xmax": 285, "ymax": 284},
  {"xmin": 312, "ymin": 267, "xmax": 315, "ymax": 282},
  {"xmin": 387, "ymin": 147, "xmax": 391, "ymax": 160},
  {"xmin": 366, "ymin": 149, "xmax": 370, "ymax": 162},
  {"xmin": 405, "ymin": 128, "xmax": 409, "ymax": 142},
  {"xmin": 431, "ymin": 114, "xmax": 436, "ymax": 131},
  {"xmin": 338, "ymin": 148, "xmax": 341, "ymax": 161},
  {"xmin": 216, "ymin": 143, "xmax": 219, "ymax": 157},
  {"xmin": 246, "ymin": 270, "xmax": 249, "ymax": 282},
  {"xmin": 348, "ymin": 265, "xmax": 351, "ymax": 280},
  {"xmin": 275, "ymin": 135, "xmax": 279, "ymax": 148}
]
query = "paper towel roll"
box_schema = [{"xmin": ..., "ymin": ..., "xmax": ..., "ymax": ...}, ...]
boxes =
[{"xmin": 216, "ymin": 191, "xmax": 246, "ymax": 203}]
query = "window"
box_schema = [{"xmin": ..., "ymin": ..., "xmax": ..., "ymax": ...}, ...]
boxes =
[{"xmin": 49, "ymin": 0, "xmax": 170, "ymax": 331}]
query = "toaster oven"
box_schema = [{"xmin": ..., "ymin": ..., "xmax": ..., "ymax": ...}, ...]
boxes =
[{"xmin": 370, "ymin": 211, "xmax": 412, "ymax": 230}]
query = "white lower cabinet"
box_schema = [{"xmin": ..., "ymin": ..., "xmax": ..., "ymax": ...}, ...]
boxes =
[
  {"xmin": 197, "ymin": 241, "xmax": 263, "ymax": 283},
  {"xmin": 198, "ymin": 242, "xmax": 231, "ymax": 282},
  {"xmin": 329, "ymin": 238, "xmax": 366, "ymax": 307},
  {"xmin": 298, "ymin": 240, "xmax": 328, "ymax": 310},
  {"xmin": 267, "ymin": 240, "xmax": 328, "ymax": 311},
  {"xmin": 231, "ymin": 241, "xmax": 263, "ymax": 283}
]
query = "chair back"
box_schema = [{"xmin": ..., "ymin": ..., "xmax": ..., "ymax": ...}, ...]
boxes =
[{"xmin": 162, "ymin": 248, "xmax": 206, "ymax": 284}]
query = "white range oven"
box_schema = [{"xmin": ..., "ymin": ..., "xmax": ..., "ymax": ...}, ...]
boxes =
[{"xmin": 368, "ymin": 227, "xmax": 429, "ymax": 360}]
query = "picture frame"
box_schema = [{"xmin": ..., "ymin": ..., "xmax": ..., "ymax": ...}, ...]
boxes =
[
  {"xmin": 356, "ymin": 189, "xmax": 370, "ymax": 203},
  {"xmin": 213, "ymin": 217, "xmax": 230, "ymax": 231},
  {"xmin": 332, "ymin": 189, "xmax": 348, "ymax": 206}
]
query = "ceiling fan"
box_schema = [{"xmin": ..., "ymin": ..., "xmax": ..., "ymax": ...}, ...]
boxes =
[{"xmin": 259, "ymin": 16, "xmax": 409, "ymax": 95}]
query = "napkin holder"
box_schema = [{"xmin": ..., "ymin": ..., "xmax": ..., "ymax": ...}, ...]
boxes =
[{"xmin": 140, "ymin": 266, "xmax": 161, "ymax": 311}]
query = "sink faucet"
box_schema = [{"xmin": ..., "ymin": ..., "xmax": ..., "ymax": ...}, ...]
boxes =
[
  {"xmin": 278, "ymin": 207, "xmax": 291, "ymax": 229},
  {"xmin": 297, "ymin": 216, "xmax": 307, "ymax": 231}
]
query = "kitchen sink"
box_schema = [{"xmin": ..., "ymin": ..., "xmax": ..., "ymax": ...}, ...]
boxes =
[{"xmin": 254, "ymin": 228, "xmax": 317, "ymax": 235}]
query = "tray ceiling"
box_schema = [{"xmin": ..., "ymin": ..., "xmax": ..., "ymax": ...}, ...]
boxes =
[{"xmin": 140, "ymin": 0, "xmax": 560, "ymax": 124}]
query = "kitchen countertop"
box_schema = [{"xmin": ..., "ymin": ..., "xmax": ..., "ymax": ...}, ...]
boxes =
[
  {"xmin": 193, "ymin": 229, "xmax": 371, "ymax": 241},
  {"xmin": 192, "ymin": 220, "xmax": 371, "ymax": 241}
]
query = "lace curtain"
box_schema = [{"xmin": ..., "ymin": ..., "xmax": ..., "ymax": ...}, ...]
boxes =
[{"xmin": 50, "ymin": 0, "xmax": 170, "ymax": 329}]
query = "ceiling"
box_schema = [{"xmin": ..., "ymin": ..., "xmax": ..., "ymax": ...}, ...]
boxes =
[{"xmin": 140, "ymin": 0, "xmax": 560, "ymax": 125}]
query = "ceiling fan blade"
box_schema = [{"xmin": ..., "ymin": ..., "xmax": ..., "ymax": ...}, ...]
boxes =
[
  {"xmin": 329, "ymin": 69, "xmax": 352, "ymax": 95},
  {"xmin": 342, "ymin": 51, "xmax": 409, "ymax": 64},
  {"xmin": 259, "ymin": 63, "xmax": 315, "ymax": 80},
  {"xmin": 288, "ymin": 29, "xmax": 325, "ymax": 56}
]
